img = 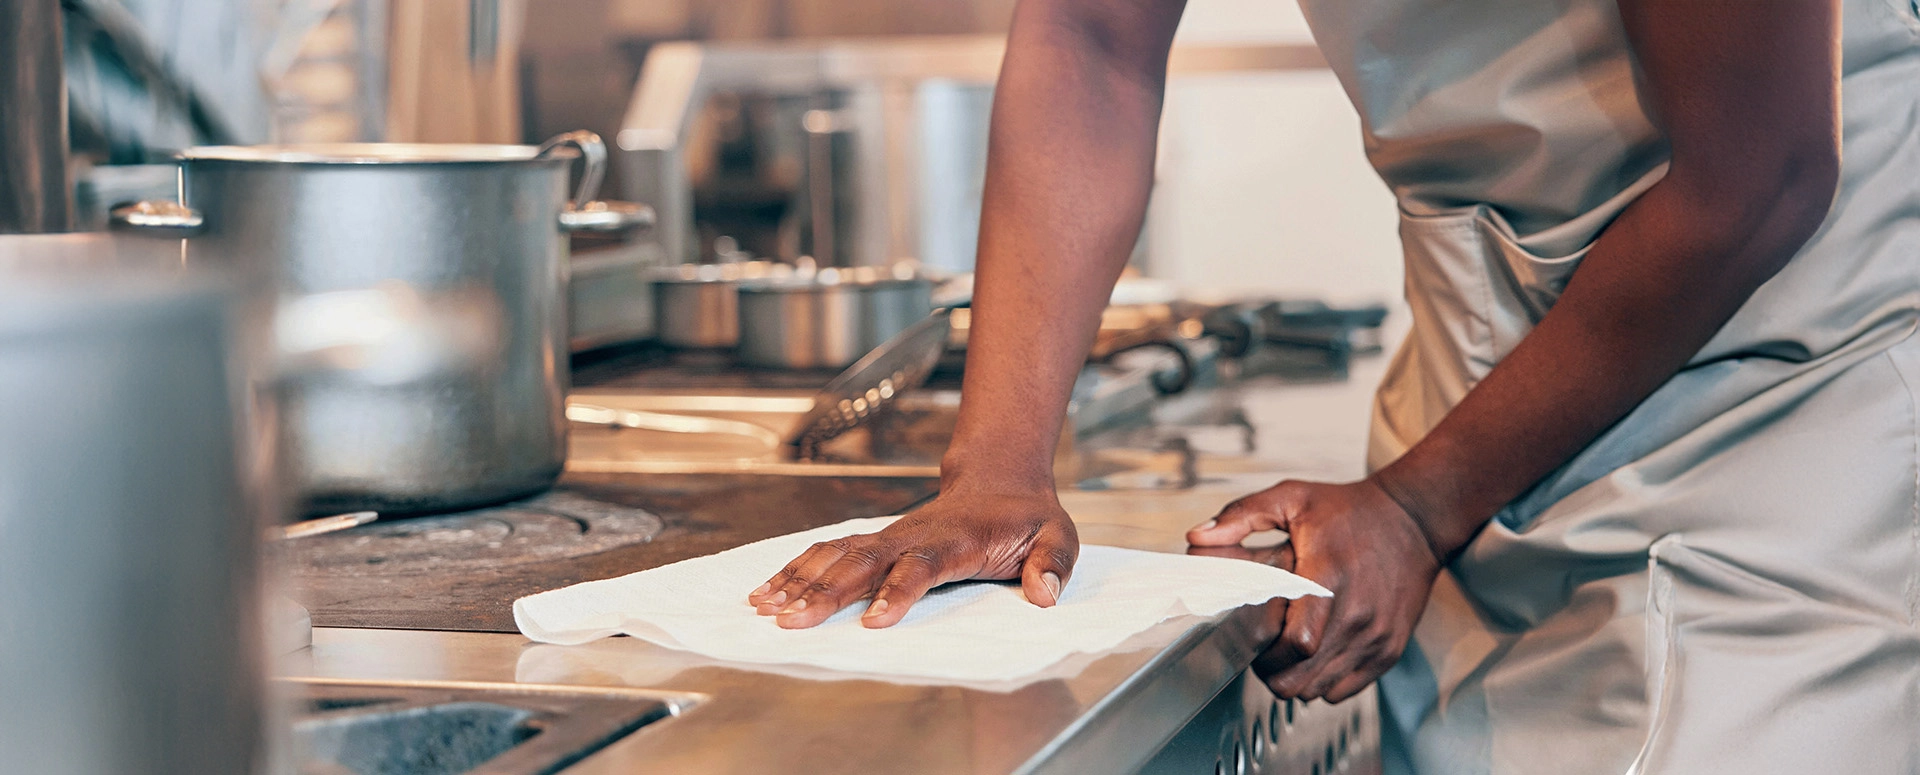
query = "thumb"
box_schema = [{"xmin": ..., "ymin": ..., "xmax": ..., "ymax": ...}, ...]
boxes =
[
  {"xmin": 1188, "ymin": 484, "xmax": 1301, "ymax": 546},
  {"xmin": 1020, "ymin": 520, "xmax": 1079, "ymax": 607}
]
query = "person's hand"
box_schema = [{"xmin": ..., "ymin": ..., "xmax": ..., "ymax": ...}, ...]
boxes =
[
  {"xmin": 746, "ymin": 488, "xmax": 1079, "ymax": 629},
  {"xmin": 1185, "ymin": 539, "xmax": 1300, "ymax": 681},
  {"xmin": 1187, "ymin": 478, "xmax": 1441, "ymax": 703}
]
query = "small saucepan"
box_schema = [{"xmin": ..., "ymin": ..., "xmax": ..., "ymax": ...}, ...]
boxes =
[{"xmin": 734, "ymin": 264, "xmax": 934, "ymax": 370}]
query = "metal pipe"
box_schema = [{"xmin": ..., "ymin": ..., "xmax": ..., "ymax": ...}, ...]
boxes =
[{"xmin": 0, "ymin": 0, "xmax": 74, "ymax": 233}]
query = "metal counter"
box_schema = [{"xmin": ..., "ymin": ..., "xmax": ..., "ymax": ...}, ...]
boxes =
[{"xmin": 280, "ymin": 358, "xmax": 1390, "ymax": 773}]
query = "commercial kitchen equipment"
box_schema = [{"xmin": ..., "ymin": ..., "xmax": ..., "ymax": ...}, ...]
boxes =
[
  {"xmin": 734, "ymin": 264, "xmax": 935, "ymax": 369},
  {"xmin": 785, "ymin": 306, "xmax": 954, "ymax": 456},
  {"xmin": 615, "ymin": 35, "xmax": 1328, "ymax": 270},
  {"xmin": 277, "ymin": 296, "xmax": 1394, "ymax": 772},
  {"xmin": 111, "ymin": 131, "xmax": 651, "ymax": 516},
  {"xmin": 285, "ymin": 677, "xmax": 699, "ymax": 775},
  {"xmin": 0, "ymin": 0, "xmax": 72, "ymax": 233},
  {"xmin": 0, "ymin": 236, "xmax": 268, "ymax": 775},
  {"xmin": 651, "ymin": 259, "xmax": 791, "ymax": 349}
]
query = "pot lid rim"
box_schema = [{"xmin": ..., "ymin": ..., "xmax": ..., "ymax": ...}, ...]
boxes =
[{"xmin": 177, "ymin": 143, "xmax": 573, "ymax": 165}]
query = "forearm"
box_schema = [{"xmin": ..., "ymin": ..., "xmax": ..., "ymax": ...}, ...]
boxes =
[
  {"xmin": 944, "ymin": 0, "xmax": 1186, "ymax": 492},
  {"xmin": 1375, "ymin": 168, "xmax": 1837, "ymax": 556},
  {"xmin": 1370, "ymin": 0, "xmax": 1842, "ymax": 558}
]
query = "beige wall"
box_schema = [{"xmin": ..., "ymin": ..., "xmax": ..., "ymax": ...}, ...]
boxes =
[
  {"xmin": 1147, "ymin": 2, "xmax": 1403, "ymax": 305},
  {"xmin": 518, "ymin": 0, "xmax": 1404, "ymax": 305}
]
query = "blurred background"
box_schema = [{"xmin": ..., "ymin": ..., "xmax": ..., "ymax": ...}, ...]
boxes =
[
  {"xmin": 4, "ymin": 4, "xmax": 1409, "ymax": 771},
  {"xmin": 47, "ymin": 0, "xmax": 1401, "ymax": 304}
]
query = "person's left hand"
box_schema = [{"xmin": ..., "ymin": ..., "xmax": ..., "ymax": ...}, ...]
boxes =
[{"xmin": 1187, "ymin": 478, "xmax": 1442, "ymax": 703}]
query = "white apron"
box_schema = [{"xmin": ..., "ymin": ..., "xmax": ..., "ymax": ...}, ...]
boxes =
[{"xmin": 1293, "ymin": 0, "xmax": 1920, "ymax": 772}]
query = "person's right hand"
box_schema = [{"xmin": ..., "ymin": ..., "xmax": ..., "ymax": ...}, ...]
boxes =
[{"xmin": 745, "ymin": 488, "xmax": 1080, "ymax": 629}]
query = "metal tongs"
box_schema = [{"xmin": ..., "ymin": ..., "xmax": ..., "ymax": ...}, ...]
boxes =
[
  {"xmin": 567, "ymin": 307, "xmax": 955, "ymax": 460},
  {"xmin": 784, "ymin": 307, "xmax": 953, "ymax": 458},
  {"xmin": 565, "ymin": 403, "xmax": 784, "ymax": 448}
]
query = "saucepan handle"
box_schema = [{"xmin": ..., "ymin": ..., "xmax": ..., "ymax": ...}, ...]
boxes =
[
  {"xmin": 537, "ymin": 130, "xmax": 655, "ymax": 234},
  {"xmin": 108, "ymin": 200, "xmax": 206, "ymax": 236}
]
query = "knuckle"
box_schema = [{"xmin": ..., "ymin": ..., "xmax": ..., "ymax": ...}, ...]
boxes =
[
  {"xmin": 839, "ymin": 545, "xmax": 888, "ymax": 569},
  {"xmin": 1286, "ymin": 628, "xmax": 1320, "ymax": 657},
  {"xmin": 1041, "ymin": 545, "xmax": 1077, "ymax": 571},
  {"xmin": 803, "ymin": 578, "xmax": 843, "ymax": 598},
  {"xmin": 1342, "ymin": 609, "xmax": 1376, "ymax": 635},
  {"xmin": 822, "ymin": 538, "xmax": 857, "ymax": 553},
  {"xmin": 1367, "ymin": 624, "xmax": 1398, "ymax": 650},
  {"xmin": 1275, "ymin": 480, "xmax": 1314, "ymax": 507},
  {"xmin": 892, "ymin": 546, "xmax": 944, "ymax": 573},
  {"xmin": 898, "ymin": 544, "xmax": 943, "ymax": 564}
]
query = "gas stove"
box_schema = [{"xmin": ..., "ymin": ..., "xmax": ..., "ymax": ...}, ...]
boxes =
[
  {"xmin": 284, "ymin": 491, "xmax": 664, "ymax": 577},
  {"xmin": 276, "ymin": 475, "xmax": 940, "ymax": 633}
]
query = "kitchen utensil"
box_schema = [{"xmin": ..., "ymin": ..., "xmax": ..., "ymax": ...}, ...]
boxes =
[
  {"xmin": 280, "ymin": 510, "xmax": 380, "ymax": 540},
  {"xmin": 735, "ymin": 265, "xmax": 933, "ymax": 369},
  {"xmin": 1257, "ymin": 299, "xmax": 1390, "ymax": 354},
  {"xmin": 566, "ymin": 403, "xmax": 783, "ymax": 448},
  {"xmin": 111, "ymin": 131, "xmax": 651, "ymax": 516},
  {"xmin": 0, "ymin": 252, "xmax": 268, "ymax": 775},
  {"xmin": 787, "ymin": 307, "xmax": 952, "ymax": 458},
  {"xmin": 651, "ymin": 260, "xmax": 790, "ymax": 349}
]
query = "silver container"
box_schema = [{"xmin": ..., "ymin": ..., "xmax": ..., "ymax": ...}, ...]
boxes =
[
  {"xmin": 655, "ymin": 271, "xmax": 740, "ymax": 348},
  {"xmin": 113, "ymin": 131, "xmax": 650, "ymax": 515},
  {"xmin": 652, "ymin": 260, "xmax": 792, "ymax": 349},
  {"xmin": 736, "ymin": 267, "xmax": 933, "ymax": 369},
  {"xmin": 0, "ymin": 243, "xmax": 267, "ymax": 775}
]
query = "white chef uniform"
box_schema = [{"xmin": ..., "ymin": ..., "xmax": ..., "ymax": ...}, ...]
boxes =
[{"xmin": 1293, "ymin": 0, "xmax": 1920, "ymax": 772}]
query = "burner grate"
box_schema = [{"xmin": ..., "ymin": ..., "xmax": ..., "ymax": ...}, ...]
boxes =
[{"xmin": 284, "ymin": 491, "xmax": 663, "ymax": 575}]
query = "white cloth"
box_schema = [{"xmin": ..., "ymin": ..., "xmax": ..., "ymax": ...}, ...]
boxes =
[
  {"xmin": 1295, "ymin": 0, "xmax": 1920, "ymax": 772},
  {"xmin": 514, "ymin": 516, "xmax": 1328, "ymax": 684}
]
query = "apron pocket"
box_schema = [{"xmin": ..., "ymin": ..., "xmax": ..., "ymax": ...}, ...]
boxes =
[
  {"xmin": 1396, "ymin": 205, "xmax": 1575, "ymax": 373},
  {"xmin": 1477, "ymin": 209, "xmax": 1594, "ymax": 323},
  {"xmin": 1396, "ymin": 207, "xmax": 1502, "ymax": 376}
]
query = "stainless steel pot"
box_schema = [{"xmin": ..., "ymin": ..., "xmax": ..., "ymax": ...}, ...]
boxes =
[
  {"xmin": 112, "ymin": 131, "xmax": 651, "ymax": 516},
  {"xmin": 652, "ymin": 260, "xmax": 791, "ymax": 349},
  {"xmin": 735, "ymin": 266, "xmax": 933, "ymax": 369},
  {"xmin": 1, "ymin": 241, "xmax": 267, "ymax": 775}
]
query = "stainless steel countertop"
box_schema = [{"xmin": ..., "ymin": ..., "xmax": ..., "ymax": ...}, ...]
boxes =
[{"xmin": 279, "ymin": 357, "xmax": 1386, "ymax": 774}]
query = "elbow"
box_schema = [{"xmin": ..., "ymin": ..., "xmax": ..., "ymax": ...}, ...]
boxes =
[
  {"xmin": 1018, "ymin": 0, "xmax": 1186, "ymax": 81},
  {"xmin": 1768, "ymin": 144, "xmax": 1842, "ymax": 250},
  {"xmin": 1668, "ymin": 141, "xmax": 1840, "ymax": 284}
]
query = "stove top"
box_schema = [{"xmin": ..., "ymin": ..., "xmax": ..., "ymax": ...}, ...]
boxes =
[
  {"xmin": 285, "ymin": 491, "xmax": 664, "ymax": 576},
  {"xmin": 278, "ymin": 474, "xmax": 939, "ymax": 632}
]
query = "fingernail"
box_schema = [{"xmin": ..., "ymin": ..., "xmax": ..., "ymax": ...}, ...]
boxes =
[
  {"xmin": 1193, "ymin": 519, "xmax": 1217, "ymax": 532},
  {"xmin": 778, "ymin": 598, "xmax": 807, "ymax": 615},
  {"xmin": 750, "ymin": 582, "xmax": 771, "ymax": 598},
  {"xmin": 765, "ymin": 590, "xmax": 787, "ymax": 607},
  {"xmin": 1042, "ymin": 572, "xmax": 1062, "ymax": 603},
  {"xmin": 863, "ymin": 599, "xmax": 889, "ymax": 618}
]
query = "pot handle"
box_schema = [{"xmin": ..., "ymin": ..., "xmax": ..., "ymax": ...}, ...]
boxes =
[
  {"xmin": 108, "ymin": 200, "xmax": 206, "ymax": 236},
  {"xmin": 537, "ymin": 130, "xmax": 656, "ymax": 234}
]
